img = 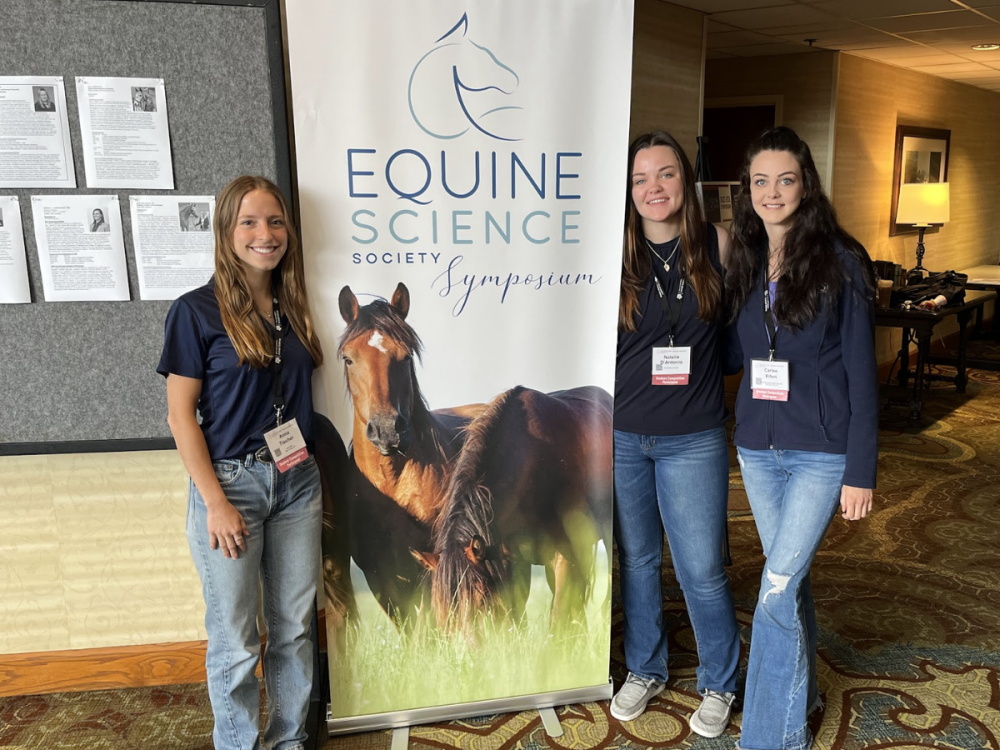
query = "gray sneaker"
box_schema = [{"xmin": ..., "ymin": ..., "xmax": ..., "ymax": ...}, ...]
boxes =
[
  {"xmin": 689, "ymin": 689, "xmax": 736, "ymax": 738},
  {"xmin": 610, "ymin": 672, "xmax": 666, "ymax": 721}
]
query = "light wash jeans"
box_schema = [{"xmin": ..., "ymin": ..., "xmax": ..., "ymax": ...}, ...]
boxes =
[
  {"xmin": 736, "ymin": 447, "xmax": 846, "ymax": 750},
  {"xmin": 187, "ymin": 454, "xmax": 322, "ymax": 750},
  {"xmin": 613, "ymin": 427, "xmax": 740, "ymax": 692}
]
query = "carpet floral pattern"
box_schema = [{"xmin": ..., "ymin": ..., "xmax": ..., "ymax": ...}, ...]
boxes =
[{"xmin": 2, "ymin": 380, "xmax": 998, "ymax": 749}]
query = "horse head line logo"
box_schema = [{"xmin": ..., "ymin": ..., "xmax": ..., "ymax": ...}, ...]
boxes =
[{"xmin": 407, "ymin": 13, "xmax": 523, "ymax": 142}]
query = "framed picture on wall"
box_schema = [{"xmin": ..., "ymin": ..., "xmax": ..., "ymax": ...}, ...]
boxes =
[{"xmin": 890, "ymin": 125, "xmax": 950, "ymax": 236}]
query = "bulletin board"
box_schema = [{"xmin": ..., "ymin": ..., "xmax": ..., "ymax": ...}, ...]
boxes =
[{"xmin": 0, "ymin": 0, "xmax": 292, "ymax": 454}]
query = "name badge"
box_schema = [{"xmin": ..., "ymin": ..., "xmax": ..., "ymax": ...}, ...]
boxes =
[
  {"xmin": 751, "ymin": 358, "xmax": 790, "ymax": 401},
  {"xmin": 652, "ymin": 346, "xmax": 692, "ymax": 385},
  {"xmin": 263, "ymin": 417, "xmax": 309, "ymax": 473}
]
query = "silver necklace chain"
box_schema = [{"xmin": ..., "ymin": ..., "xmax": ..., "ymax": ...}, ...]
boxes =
[{"xmin": 646, "ymin": 239, "xmax": 680, "ymax": 273}]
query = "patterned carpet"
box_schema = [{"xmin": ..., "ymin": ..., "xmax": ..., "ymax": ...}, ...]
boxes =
[{"xmin": 3, "ymin": 368, "xmax": 999, "ymax": 749}]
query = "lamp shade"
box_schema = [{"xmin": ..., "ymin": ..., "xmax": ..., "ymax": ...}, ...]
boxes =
[{"xmin": 896, "ymin": 182, "xmax": 950, "ymax": 225}]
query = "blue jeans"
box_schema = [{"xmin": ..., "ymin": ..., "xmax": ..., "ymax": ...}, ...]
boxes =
[
  {"xmin": 187, "ymin": 454, "xmax": 322, "ymax": 750},
  {"xmin": 736, "ymin": 448, "xmax": 846, "ymax": 750},
  {"xmin": 613, "ymin": 427, "xmax": 740, "ymax": 692}
]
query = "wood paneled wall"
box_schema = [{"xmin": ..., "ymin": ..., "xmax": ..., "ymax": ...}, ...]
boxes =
[
  {"xmin": 630, "ymin": 0, "xmax": 706, "ymax": 161},
  {"xmin": 704, "ymin": 51, "xmax": 838, "ymax": 190}
]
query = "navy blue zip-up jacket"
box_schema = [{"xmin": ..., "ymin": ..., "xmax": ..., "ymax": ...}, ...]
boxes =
[{"xmin": 733, "ymin": 248, "xmax": 878, "ymax": 488}]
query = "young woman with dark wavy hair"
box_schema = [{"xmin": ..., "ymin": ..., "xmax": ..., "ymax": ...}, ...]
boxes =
[
  {"xmin": 727, "ymin": 127, "xmax": 877, "ymax": 750},
  {"xmin": 611, "ymin": 131, "xmax": 740, "ymax": 738},
  {"xmin": 159, "ymin": 175, "xmax": 324, "ymax": 750}
]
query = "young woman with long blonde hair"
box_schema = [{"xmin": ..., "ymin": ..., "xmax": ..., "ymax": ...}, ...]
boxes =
[{"xmin": 159, "ymin": 175, "xmax": 324, "ymax": 750}]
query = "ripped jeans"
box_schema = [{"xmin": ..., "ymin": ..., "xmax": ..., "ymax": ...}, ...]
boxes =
[{"xmin": 736, "ymin": 448, "xmax": 845, "ymax": 750}]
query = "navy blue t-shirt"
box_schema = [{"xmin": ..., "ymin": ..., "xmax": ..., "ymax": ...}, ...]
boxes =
[
  {"xmin": 614, "ymin": 225, "xmax": 728, "ymax": 435},
  {"xmin": 157, "ymin": 280, "xmax": 316, "ymax": 460}
]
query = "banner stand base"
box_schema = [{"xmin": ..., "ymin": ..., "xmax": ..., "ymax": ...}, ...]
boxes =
[
  {"xmin": 327, "ymin": 680, "xmax": 613, "ymax": 737},
  {"xmin": 537, "ymin": 707, "xmax": 563, "ymax": 737},
  {"xmin": 390, "ymin": 727, "xmax": 409, "ymax": 750}
]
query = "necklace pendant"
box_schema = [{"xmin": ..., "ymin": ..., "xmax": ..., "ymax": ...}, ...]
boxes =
[{"xmin": 663, "ymin": 262, "xmax": 670, "ymax": 272}]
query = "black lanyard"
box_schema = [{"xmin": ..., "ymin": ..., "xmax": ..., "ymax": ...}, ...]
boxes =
[
  {"xmin": 652, "ymin": 268, "xmax": 686, "ymax": 347},
  {"xmin": 270, "ymin": 293, "xmax": 288, "ymax": 426},
  {"xmin": 762, "ymin": 278, "xmax": 778, "ymax": 360}
]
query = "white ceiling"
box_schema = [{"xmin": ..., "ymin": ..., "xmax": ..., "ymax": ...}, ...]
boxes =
[{"xmin": 668, "ymin": 0, "xmax": 1000, "ymax": 92}]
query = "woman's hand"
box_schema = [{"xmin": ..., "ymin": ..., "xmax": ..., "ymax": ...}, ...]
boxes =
[
  {"xmin": 207, "ymin": 500, "xmax": 250, "ymax": 559},
  {"xmin": 840, "ymin": 484, "xmax": 873, "ymax": 520},
  {"xmin": 166, "ymin": 373, "xmax": 250, "ymax": 559}
]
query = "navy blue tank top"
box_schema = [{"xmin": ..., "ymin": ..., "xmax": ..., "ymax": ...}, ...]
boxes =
[{"xmin": 614, "ymin": 225, "xmax": 728, "ymax": 435}]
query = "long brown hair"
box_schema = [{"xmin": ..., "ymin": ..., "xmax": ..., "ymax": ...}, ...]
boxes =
[
  {"xmin": 213, "ymin": 175, "xmax": 324, "ymax": 368},
  {"xmin": 619, "ymin": 131, "xmax": 721, "ymax": 331}
]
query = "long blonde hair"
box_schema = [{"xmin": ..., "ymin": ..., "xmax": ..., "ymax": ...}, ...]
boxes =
[{"xmin": 213, "ymin": 176, "xmax": 324, "ymax": 368}]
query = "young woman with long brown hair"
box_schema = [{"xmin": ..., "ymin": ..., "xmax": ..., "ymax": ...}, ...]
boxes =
[
  {"xmin": 611, "ymin": 131, "xmax": 740, "ymax": 738},
  {"xmin": 159, "ymin": 175, "xmax": 324, "ymax": 750}
]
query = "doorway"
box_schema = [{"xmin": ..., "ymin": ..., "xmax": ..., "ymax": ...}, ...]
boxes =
[{"xmin": 701, "ymin": 98, "xmax": 781, "ymax": 182}]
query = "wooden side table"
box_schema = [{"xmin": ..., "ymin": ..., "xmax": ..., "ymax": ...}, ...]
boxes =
[
  {"xmin": 959, "ymin": 265, "xmax": 1000, "ymax": 355},
  {"xmin": 875, "ymin": 290, "xmax": 997, "ymax": 420}
]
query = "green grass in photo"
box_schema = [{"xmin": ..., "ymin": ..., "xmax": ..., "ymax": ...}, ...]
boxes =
[{"xmin": 328, "ymin": 545, "xmax": 611, "ymax": 717}]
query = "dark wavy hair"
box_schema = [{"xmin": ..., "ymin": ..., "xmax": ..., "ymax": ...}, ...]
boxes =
[
  {"xmin": 726, "ymin": 127, "xmax": 873, "ymax": 328},
  {"xmin": 619, "ymin": 131, "xmax": 721, "ymax": 331}
]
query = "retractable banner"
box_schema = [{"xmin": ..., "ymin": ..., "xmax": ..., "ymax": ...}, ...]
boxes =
[{"xmin": 287, "ymin": 0, "xmax": 634, "ymax": 731}]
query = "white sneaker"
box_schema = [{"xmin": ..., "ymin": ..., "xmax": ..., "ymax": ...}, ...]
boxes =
[
  {"xmin": 689, "ymin": 689, "xmax": 736, "ymax": 738},
  {"xmin": 610, "ymin": 672, "xmax": 666, "ymax": 721}
]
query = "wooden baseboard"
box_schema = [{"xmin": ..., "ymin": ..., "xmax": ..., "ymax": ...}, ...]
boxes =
[
  {"xmin": 0, "ymin": 640, "xmax": 209, "ymax": 698},
  {"xmin": 0, "ymin": 610, "xmax": 328, "ymax": 698}
]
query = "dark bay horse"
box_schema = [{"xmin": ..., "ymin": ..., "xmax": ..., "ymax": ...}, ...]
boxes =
[
  {"xmin": 315, "ymin": 410, "xmax": 434, "ymax": 654},
  {"xmin": 413, "ymin": 385, "xmax": 614, "ymax": 633},
  {"xmin": 336, "ymin": 283, "xmax": 485, "ymax": 624}
]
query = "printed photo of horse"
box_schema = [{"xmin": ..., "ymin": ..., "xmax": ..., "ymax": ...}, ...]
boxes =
[{"xmin": 321, "ymin": 282, "xmax": 613, "ymax": 716}]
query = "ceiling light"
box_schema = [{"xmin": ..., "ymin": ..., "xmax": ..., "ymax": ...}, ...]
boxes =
[{"xmin": 971, "ymin": 44, "xmax": 1000, "ymax": 51}]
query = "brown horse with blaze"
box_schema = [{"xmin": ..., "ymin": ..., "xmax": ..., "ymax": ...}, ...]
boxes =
[
  {"xmin": 338, "ymin": 283, "xmax": 485, "ymax": 527},
  {"xmin": 339, "ymin": 282, "xmax": 612, "ymax": 635},
  {"xmin": 337, "ymin": 283, "xmax": 484, "ymax": 624}
]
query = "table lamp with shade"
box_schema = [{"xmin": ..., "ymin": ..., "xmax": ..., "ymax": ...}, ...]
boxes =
[{"xmin": 896, "ymin": 182, "xmax": 950, "ymax": 283}]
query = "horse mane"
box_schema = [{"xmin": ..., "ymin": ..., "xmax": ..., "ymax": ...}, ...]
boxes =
[
  {"xmin": 431, "ymin": 387, "xmax": 524, "ymax": 622},
  {"xmin": 338, "ymin": 299, "xmax": 446, "ymax": 461},
  {"xmin": 441, "ymin": 386, "xmax": 523, "ymax": 531}
]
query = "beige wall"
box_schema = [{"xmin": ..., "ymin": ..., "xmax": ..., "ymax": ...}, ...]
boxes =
[
  {"xmin": 630, "ymin": 0, "xmax": 706, "ymax": 160},
  {"xmin": 833, "ymin": 53, "xmax": 1000, "ymax": 271},
  {"xmin": 705, "ymin": 51, "xmax": 838, "ymax": 190},
  {"xmin": 833, "ymin": 53, "xmax": 1000, "ymax": 359},
  {"xmin": 0, "ymin": 452, "xmax": 203, "ymax": 655}
]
